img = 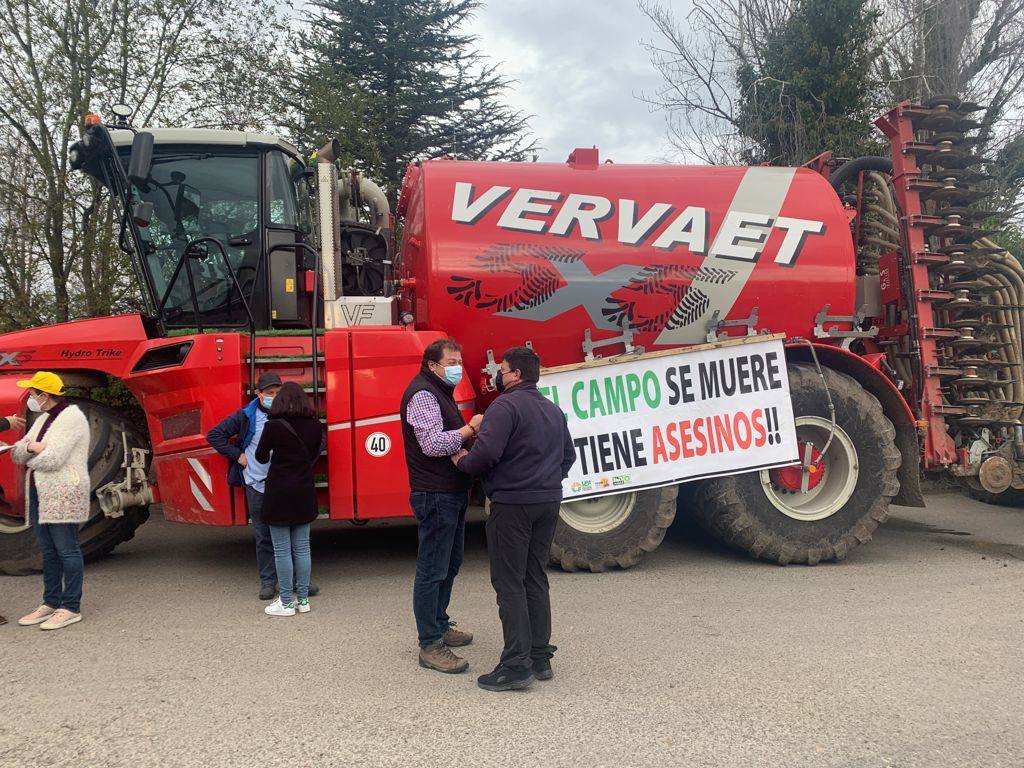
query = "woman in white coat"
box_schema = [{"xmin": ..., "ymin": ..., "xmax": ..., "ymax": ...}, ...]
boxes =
[{"xmin": 11, "ymin": 371, "xmax": 91, "ymax": 631}]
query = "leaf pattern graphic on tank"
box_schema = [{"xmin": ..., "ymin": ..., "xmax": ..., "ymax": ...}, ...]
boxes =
[{"xmin": 446, "ymin": 243, "xmax": 736, "ymax": 333}]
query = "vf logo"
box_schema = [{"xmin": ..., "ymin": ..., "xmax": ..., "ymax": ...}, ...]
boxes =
[{"xmin": 365, "ymin": 431, "xmax": 391, "ymax": 457}]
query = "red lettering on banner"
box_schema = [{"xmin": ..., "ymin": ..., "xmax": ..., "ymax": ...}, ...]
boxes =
[
  {"xmin": 734, "ymin": 411, "xmax": 752, "ymax": 449},
  {"xmin": 665, "ymin": 422, "xmax": 681, "ymax": 461},
  {"xmin": 650, "ymin": 410, "xmax": 771, "ymax": 466},
  {"xmin": 693, "ymin": 418, "xmax": 708, "ymax": 456},
  {"xmin": 678, "ymin": 420, "xmax": 694, "ymax": 458},
  {"xmin": 713, "ymin": 414, "xmax": 734, "ymax": 452},
  {"xmin": 751, "ymin": 408, "xmax": 767, "ymax": 446},
  {"xmin": 651, "ymin": 425, "xmax": 668, "ymax": 464}
]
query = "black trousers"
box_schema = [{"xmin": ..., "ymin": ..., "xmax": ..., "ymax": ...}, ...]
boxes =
[{"xmin": 486, "ymin": 500, "xmax": 560, "ymax": 671}]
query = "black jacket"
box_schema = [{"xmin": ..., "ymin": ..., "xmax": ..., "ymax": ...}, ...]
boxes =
[
  {"xmin": 456, "ymin": 382, "xmax": 575, "ymax": 504},
  {"xmin": 399, "ymin": 365, "xmax": 472, "ymax": 493},
  {"xmin": 254, "ymin": 415, "xmax": 324, "ymax": 526}
]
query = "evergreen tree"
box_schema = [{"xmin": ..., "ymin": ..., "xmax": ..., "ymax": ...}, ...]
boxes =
[
  {"xmin": 299, "ymin": 0, "xmax": 537, "ymax": 201},
  {"xmin": 734, "ymin": 0, "xmax": 882, "ymax": 165}
]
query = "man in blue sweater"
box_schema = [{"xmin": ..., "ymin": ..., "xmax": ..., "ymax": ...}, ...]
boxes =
[
  {"xmin": 454, "ymin": 346, "xmax": 576, "ymax": 692},
  {"xmin": 207, "ymin": 372, "xmax": 319, "ymax": 600}
]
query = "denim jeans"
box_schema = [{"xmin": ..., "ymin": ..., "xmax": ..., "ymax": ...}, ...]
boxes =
[
  {"xmin": 411, "ymin": 491, "xmax": 468, "ymax": 647},
  {"xmin": 244, "ymin": 485, "xmax": 277, "ymax": 586},
  {"xmin": 30, "ymin": 483, "xmax": 84, "ymax": 613},
  {"xmin": 268, "ymin": 523, "xmax": 311, "ymax": 605}
]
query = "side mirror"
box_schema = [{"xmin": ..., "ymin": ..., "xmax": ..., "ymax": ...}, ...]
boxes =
[
  {"xmin": 132, "ymin": 201, "xmax": 153, "ymax": 228},
  {"xmin": 127, "ymin": 131, "xmax": 154, "ymax": 189}
]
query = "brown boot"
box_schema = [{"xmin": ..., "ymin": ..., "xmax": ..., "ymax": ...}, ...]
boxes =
[
  {"xmin": 442, "ymin": 622, "xmax": 473, "ymax": 647},
  {"xmin": 418, "ymin": 642, "xmax": 469, "ymax": 674}
]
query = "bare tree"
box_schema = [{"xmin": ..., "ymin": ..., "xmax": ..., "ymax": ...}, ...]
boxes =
[
  {"xmin": 0, "ymin": 0, "xmax": 288, "ymax": 328},
  {"xmin": 643, "ymin": 0, "xmax": 1024, "ymax": 187},
  {"xmin": 875, "ymin": 0, "xmax": 1024, "ymax": 204},
  {"xmin": 639, "ymin": 0, "xmax": 783, "ymax": 163},
  {"xmin": 641, "ymin": 0, "xmax": 882, "ymax": 165}
]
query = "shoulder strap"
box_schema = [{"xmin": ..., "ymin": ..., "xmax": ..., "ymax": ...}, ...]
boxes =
[{"xmin": 277, "ymin": 419, "xmax": 317, "ymax": 467}]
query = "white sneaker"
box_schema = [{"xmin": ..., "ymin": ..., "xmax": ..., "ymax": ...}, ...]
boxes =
[
  {"xmin": 264, "ymin": 598, "xmax": 295, "ymax": 617},
  {"xmin": 39, "ymin": 608, "xmax": 82, "ymax": 631},
  {"xmin": 18, "ymin": 604, "xmax": 55, "ymax": 626},
  {"xmin": 297, "ymin": 599, "xmax": 311, "ymax": 614}
]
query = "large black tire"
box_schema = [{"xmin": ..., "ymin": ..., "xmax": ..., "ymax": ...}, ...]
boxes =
[
  {"xmin": 0, "ymin": 398, "xmax": 151, "ymax": 576},
  {"xmin": 689, "ymin": 363, "xmax": 900, "ymax": 565},
  {"xmin": 963, "ymin": 483, "xmax": 1024, "ymax": 508},
  {"xmin": 551, "ymin": 485, "xmax": 678, "ymax": 572}
]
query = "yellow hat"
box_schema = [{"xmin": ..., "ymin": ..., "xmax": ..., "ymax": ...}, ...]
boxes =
[{"xmin": 16, "ymin": 371, "xmax": 65, "ymax": 396}]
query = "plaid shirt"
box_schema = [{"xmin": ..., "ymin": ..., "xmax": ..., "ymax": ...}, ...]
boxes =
[{"xmin": 405, "ymin": 390, "xmax": 463, "ymax": 457}]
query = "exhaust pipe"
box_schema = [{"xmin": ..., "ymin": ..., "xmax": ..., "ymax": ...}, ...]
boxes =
[
  {"xmin": 337, "ymin": 170, "xmax": 391, "ymax": 234},
  {"xmin": 317, "ymin": 139, "xmax": 341, "ymax": 164}
]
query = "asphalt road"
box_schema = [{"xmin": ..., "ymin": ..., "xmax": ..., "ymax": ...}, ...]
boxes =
[{"xmin": 1, "ymin": 492, "xmax": 1022, "ymax": 768}]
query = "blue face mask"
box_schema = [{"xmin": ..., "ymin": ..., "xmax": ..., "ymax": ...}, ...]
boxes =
[
  {"xmin": 443, "ymin": 365, "xmax": 463, "ymax": 386},
  {"xmin": 261, "ymin": 396, "xmax": 274, "ymax": 409}
]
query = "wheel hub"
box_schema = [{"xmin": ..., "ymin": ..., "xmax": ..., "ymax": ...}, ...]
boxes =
[
  {"xmin": 770, "ymin": 442, "xmax": 825, "ymax": 492},
  {"xmin": 759, "ymin": 416, "xmax": 860, "ymax": 522}
]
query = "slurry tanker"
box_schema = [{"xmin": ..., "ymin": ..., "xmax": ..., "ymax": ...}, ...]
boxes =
[{"xmin": 0, "ymin": 96, "xmax": 1021, "ymax": 574}]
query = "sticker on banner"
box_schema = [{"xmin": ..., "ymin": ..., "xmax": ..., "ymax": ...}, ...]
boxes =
[{"xmin": 365, "ymin": 432, "xmax": 391, "ymax": 457}]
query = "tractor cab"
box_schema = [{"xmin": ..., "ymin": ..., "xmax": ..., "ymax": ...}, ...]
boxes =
[{"xmin": 71, "ymin": 121, "xmax": 392, "ymax": 336}]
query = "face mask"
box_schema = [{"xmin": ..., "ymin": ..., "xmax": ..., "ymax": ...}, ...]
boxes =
[
  {"xmin": 442, "ymin": 365, "xmax": 463, "ymax": 387},
  {"xmin": 495, "ymin": 372, "xmax": 506, "ymax": 393},
  {"xmin": 261, "ymin": 396, "xmax": 274, "ymax": 409},
  {"xmin": 27, "ymin": 396, "xmax": 42, "ymax": 413}
]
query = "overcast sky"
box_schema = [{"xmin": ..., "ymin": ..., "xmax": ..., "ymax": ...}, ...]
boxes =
[{"xmin": 464, "ymin": 0, "xmax": 673, "ymax": 163}]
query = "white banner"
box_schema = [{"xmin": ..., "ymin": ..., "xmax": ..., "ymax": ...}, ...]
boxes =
[{"xmin": 538, "ymin": 337, "xmax": 799, "ymax": 500}]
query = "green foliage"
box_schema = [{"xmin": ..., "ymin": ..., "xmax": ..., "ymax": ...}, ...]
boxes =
[
  {"xmin": 734, "ymin": 0, "xmax": 883, "ymax": 165},
  {"xmin": 66, "ymin": 376, "xmax": 147, "ymax": 434},
  {"xmin": 297, "ymin": 0, "xmax": 537, "ymax": 201},
  {"xmin": 991, "ymin": 223, "xmax": 1024, "ymax": 266}
]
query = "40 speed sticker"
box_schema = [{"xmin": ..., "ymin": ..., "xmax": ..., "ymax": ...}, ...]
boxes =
[{"xmin": 365, "ymin": 432, "xmax": 392, "ymax": 457}]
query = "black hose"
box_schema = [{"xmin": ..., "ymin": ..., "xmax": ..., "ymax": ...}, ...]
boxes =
[{"xmin": 830, "ymin": 156, "xmax": 893, "ymax": 190}]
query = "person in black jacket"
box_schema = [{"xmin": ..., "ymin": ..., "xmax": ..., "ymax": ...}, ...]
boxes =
[
  {"xmin": 254, "ymin": 382, "xmax": 325, "ymax": 617},
  {"xmin": 454, "ymin": 346, "xmax": 575, "ymax": 692}
]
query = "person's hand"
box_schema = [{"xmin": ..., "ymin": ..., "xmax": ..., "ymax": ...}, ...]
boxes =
[
  {"xmin": 6, "ymin": 414, "xmax": 25, "ymax": 431},
  {"xmin": 28, "ymin": 441, "xmax": 46, "ymax": 454},
  {"xmin": 469, "ymin": 413, "xmax": 483, "ymax": 431},
  {"xmin": 451, "ymin": 449, "xmax": 469, "ymax": 466},
  {"xmin": 237, "ymin": 454, "xmax": 248, "ymax": 467}
]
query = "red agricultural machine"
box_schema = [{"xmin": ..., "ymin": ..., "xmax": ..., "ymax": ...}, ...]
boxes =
[{"xmin": 0, "ymin": 95, "xmax": 1020, "ymax": 574}]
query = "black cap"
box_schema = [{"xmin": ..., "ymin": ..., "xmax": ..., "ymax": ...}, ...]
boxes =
[{"xmin": 256, "ymin": 372, "xmax": 282, "ymax": 391}]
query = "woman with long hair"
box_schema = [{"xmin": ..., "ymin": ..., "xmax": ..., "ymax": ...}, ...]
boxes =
[
  {"xmin": 255, "ymin": 381, "xmax": 324, "ymax": 616},
  {"xmin": 11, "ymin": 372, "xmax": 91, "ymax": 631}
]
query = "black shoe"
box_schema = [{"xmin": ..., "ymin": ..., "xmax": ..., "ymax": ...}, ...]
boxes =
[
  {"xmin": 308, "ymin": 583, "xmax": 320, "ymax": 597},
  {"xmin": 532, "ymin": 659, "xmax": 553, "ymax": 681},
  {"xmin": 258, "ymin": 583, "xmax": 276, "ymax": 601},
  {"xmin": 477, "ymin": 666, "xmax": 535, "ymax": 692}
]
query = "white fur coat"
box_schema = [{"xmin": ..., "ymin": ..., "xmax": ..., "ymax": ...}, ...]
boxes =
[{"xmin": 11, "ymin": 404, "xmax": 91, "ymax": 524}]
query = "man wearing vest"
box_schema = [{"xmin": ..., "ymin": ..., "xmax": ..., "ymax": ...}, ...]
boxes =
[{"xmin": 401, "ymin": 338, "xmax": 482, "ymax": 674}]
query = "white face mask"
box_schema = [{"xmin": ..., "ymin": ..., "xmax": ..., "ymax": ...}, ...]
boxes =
[{"xmin": 27, "ymin": 396, "xmax": 42, "ymax": 413}]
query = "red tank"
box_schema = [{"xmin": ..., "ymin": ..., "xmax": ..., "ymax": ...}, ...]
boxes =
[{"xmin": 398, "ymin": 150, "xmax": 856, "ymax": 384}]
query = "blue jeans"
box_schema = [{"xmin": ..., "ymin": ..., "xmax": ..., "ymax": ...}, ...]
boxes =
[
  {"xmin": 411, "ymin": 491, "xmax": 468, "ymax": 647},
  {"xmin": 30, "ymin": 484, "xmax": 84, "ymax": 613},
  {"xmin": 268, "ymin": 523, "xmax": 311, "ymax": 605},
  {"xmin": 244, "ymin": 485, "xmax": 277, "ymax": 586}
]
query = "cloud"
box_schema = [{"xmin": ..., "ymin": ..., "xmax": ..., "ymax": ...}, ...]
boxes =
[{"xmin": 465, "ymin": 0, "xmax": 671, "ymax": 163}]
